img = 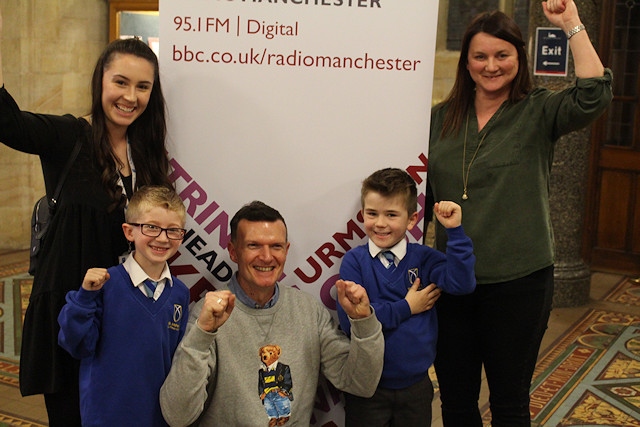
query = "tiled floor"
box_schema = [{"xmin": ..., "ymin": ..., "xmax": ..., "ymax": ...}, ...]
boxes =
[
  {"xmin": 0, "ymin": 250, "xmax": 47, "ymax": 425},
  {"xmin": 431, "ymin": 270, "xmax": 636, "ymax": 427},
  {"xmin": 0, "ymin": 249, "xmax": 634, "ymax": 426},
  {"xmin": 0, "ymin": 388, "xmax": 47, "ymax": 426}
]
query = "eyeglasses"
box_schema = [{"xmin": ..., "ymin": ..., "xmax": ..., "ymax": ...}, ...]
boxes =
[{"xmin": 128, "ymin": 223, "xmax": 186, "ymax": 240}]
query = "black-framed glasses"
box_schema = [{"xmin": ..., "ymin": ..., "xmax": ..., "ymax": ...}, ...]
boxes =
[{"xmin": 128, "ymin": 223, "xmax": 186, "ymax": 240}]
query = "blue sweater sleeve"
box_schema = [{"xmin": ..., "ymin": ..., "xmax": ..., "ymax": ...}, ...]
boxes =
[
  {"xmin": 428, "ymin": 225, "xmax": 476, "ymax": 295},
  {"xmin": 57, "ymin": 286, "xmax": 103, "ymax": 359}
]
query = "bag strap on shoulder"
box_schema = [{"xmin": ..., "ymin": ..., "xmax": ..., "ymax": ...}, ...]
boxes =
[{"xmin": 47, "ymin": 132, "xmax": 83, "ymax": 211}]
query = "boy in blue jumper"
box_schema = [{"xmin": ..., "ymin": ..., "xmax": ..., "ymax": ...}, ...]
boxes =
[
  {"xmin": 336, "ymin": 168, "xmax": 476, "ymax": 427},
  {"xmin": 58, "ymin": 186, "xmax": 190, "ymax": 427}
]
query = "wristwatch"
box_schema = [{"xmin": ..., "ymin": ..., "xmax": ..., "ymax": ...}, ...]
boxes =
[{"xmin": 567, "ymin": 24, "xmax": 585, "ymax": 39}]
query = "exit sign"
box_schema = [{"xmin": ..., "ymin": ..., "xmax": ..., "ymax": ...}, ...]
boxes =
[{"xmin": 534, "ymin": 27, "xmax": 568, "ymax": 77}]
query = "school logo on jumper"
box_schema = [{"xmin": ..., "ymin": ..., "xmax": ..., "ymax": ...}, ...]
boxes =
[
  {"xmin": 408, "ymin": 268, "xmax": 419, "ymax": 287},
  {"xmin": 173, "ymin": 304, "xmax": 183, "ymax": 323},
  {"xmin": 258, "ymin": 344, "xmax": 293, "ymax": 427}
]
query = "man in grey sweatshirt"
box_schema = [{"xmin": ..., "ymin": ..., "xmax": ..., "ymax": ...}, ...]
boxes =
[{"xmin": 160, "ymin": 201, "xmax": 384, "ymax": 426}]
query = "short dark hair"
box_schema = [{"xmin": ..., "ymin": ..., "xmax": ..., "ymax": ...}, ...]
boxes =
[
  {"xmin": 230, "ymin": 201, "xmax": 287, "ymax": 243},
  {"xmin": 361, "ymin": 168, "xmax": 417, "ymax": 215}
]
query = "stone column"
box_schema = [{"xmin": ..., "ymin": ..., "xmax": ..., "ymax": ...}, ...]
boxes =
[{"xmin": 529, "ymin": 0, "xmax": 601, "ymax": 307}]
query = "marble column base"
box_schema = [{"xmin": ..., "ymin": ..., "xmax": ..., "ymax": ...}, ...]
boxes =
[{"xmin": 553, "ymin": 261, "xmax": 591, "ymax": 307}]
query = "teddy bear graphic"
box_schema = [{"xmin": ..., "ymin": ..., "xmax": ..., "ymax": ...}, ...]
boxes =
[{"xmin": 258, "ymin": 344, "xmax": 293, "ymax": 427}]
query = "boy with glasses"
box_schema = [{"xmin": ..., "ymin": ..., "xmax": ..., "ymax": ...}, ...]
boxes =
[{"xmin": 58, "ymin": 185, "xmax": 190, "ymax": 426}]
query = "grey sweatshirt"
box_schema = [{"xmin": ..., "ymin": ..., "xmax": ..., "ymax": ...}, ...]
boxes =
[{"xmin": 160, "ymin": 283, "xmax": 383, "ymax": 426}]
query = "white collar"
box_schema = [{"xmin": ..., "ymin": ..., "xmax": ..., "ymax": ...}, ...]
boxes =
[
  {"xmin": 122, "ymin": 252, "xmax": 172, "ymax": 288},
  {"xmin": 367, "ymin": 238, "xmax": 407, "ymax": 261}
]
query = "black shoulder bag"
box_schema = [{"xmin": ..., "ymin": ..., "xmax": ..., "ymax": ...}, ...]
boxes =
[{"xmin": 29, "ymin": 139, "xmax": 82, "ymax": 275}]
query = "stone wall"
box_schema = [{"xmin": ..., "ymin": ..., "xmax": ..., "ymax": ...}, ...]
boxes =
[
  {"xmin": 0, "ymin": 0, "xmax": 108, "ymax": 249},
  {"xmin": 433, "ymin": 0, "xmax": 457, "ymax": 106}
]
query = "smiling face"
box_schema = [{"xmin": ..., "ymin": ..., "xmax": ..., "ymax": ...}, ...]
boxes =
[
  {"xmin": 228, "ymin": 219, "xmax": 290, "ymax": 304},
  {"xmin": 362, "ymin": 191, "xmax": 418, "ymax": 249},
  {"xmin": 101, "ymin": 53, "xmax": 154, "ymax": 133},
  {"xmin": 123, "ymin": 206, "xmax": 184, "ymax": 277},
  {"xmin": 467, "ymin": 32, "xmax": 519, "ymax": 100}
]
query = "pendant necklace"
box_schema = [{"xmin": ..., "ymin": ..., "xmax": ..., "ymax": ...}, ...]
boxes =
[
  {"xmin": 253, "ymin": 308, "xmax": 278, "ymax": 344},
  {"xmin": 461, "ymin": 105, "xmax": 504, "ymax": 200},
  {"xmin": 461, "ymin": 115, "xmax": 487, "ymax": 200}
]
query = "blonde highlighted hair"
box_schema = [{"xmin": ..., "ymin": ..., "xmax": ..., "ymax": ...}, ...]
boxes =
[{"xmin": 125, "ymin": 185, "xmax": 186, "ymax": 225}]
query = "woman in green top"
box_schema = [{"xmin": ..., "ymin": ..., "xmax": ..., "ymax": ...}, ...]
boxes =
[{"xmin": 428, "ymin": 1, "xmax": 612, "ymax": 426}]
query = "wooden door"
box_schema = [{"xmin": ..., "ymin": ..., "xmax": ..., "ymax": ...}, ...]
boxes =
[{"xmin": 584, "ymin": 0, "xmax": 640, "ymax": 274}]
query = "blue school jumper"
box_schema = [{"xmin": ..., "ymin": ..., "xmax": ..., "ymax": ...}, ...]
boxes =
[
  {"xmin": 58, "ymin": 264, "xmax": 190, "ymax": 426},
  {"xmin": 337, "ymin": 226, "xmax": 475, "ymax": 389}
]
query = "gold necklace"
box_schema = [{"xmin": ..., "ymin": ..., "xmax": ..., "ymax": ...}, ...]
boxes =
[
  {"xmin": 461, "ymin": 105, "xmax": 504, "ymax": 200},
  {"xmin": 461, "ymin": 115, "xmax": 487, "ymax": 200}
]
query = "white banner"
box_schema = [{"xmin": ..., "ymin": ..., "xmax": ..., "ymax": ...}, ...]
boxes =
[{"xmin": 160, "ymin": 1, "xmax": 437, "ymax": 424}]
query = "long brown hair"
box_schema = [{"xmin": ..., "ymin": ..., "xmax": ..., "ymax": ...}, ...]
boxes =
[
  {"xmin": 89, "ymin": 38, "xmax": 172, "ymax": 211},
  {"xmin": 440, "ymin": 11, "xmax": 533, "ymax": 137}
]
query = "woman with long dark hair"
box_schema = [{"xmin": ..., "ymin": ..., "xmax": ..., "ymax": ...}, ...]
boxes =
[
  {"xmin": 0, "ymin": 8, "xmax": 173, "ymax": 424},
  {"xmin": 428, "ymin": 1, "xmax": 612, "ymax": 425}
]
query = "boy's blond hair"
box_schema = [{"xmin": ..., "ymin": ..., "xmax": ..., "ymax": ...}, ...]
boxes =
[
  {"xmin": 361, "ymin": 168, "xmax": 418, "ymax": 215},
  {"xmin": 125, "ymin": 185, "xmax": 186, "ymax": 225}
]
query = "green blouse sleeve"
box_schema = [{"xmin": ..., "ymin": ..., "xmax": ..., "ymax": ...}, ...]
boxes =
[{"xmin": 545, "ymin": 68, "xmax": 613, "ymax": 140}]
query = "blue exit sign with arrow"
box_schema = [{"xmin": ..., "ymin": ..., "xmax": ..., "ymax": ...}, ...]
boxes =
[{"xmin": 534, "ymin": 27, "xmax": 568, "ymax": 77}]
